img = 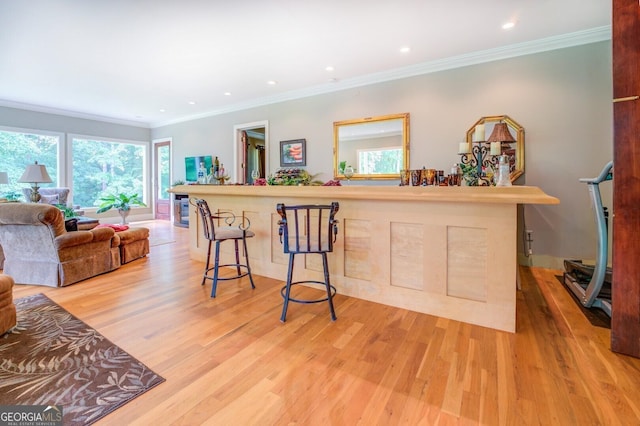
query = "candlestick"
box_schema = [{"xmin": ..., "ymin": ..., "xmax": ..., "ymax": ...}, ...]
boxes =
[
  {"xmin": 490, "ymin": 142, "xmax": 501, "ymax": 156},
  {"xmin": 458, "ymin": 142, "xmax": 470, "ymax": 154},
  {"xmin": 474, "ymin": 124, "xmax": 485, "ymax": 142}
]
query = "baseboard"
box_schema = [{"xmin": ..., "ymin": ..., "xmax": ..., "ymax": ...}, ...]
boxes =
[{"xmin": 518, "ymin": 254, "xmax": 571, "ymax": 270}]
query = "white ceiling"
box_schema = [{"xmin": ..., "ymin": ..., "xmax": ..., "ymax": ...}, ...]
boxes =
[{"xmin": 0, "ymin": 1, "xmax": 611, "ymax": 128}]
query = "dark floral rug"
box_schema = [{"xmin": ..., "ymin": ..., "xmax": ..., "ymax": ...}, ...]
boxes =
[{"xmin": 0, "ymin": 293, "xmax": 165, "ymax": 425}]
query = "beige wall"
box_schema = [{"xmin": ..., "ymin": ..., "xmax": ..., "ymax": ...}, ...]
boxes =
[{"xmin": 152, "ymin": 41, "xmax": 613, "ymax": 268}]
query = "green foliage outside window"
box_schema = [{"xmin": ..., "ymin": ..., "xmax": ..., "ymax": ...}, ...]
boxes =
[
  {"xmin": 0, "ymin": 130, "xmax": 59, "ymax": 200},
  {"xmin": 72, "ymin": 138, "xmax": 145, "ymax": 208},
  {"xmin": 357, "ymin": 147, "xmax": 402, "ymax": 174},
  {"xmin": 0, "ymin": 129, "xmax": 147, "ymax": 208}
]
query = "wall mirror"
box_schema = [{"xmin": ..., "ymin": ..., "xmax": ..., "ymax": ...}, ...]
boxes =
[
  {"xmin": 333, "ymin": 113, "xmax": 409, "ymax": 180},
  {"xmin": 465, "ymin": 115, "xmax": 524, "ymax": 182}
]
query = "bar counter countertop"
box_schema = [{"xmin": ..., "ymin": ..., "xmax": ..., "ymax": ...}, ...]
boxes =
[{"xmin": 171, "ymin": 184, "xmax": 559, "ymax": 332}]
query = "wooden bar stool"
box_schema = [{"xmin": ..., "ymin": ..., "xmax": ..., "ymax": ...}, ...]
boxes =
[
  {"xmin": 191, "ymin": 198, "xmax": 255, "ymax": 297},
  {"xmin": 276, "ymin": 202, "xmax": 339, "ymax": 322}
]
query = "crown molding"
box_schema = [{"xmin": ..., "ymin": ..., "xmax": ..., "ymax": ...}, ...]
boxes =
[
  {"xmin": 0, "ymin": 99, "xmax": 151, "ymax": 129},
  {"xmin": 152, "ymin": 26, "xmax": 610, "ymax": 128}
]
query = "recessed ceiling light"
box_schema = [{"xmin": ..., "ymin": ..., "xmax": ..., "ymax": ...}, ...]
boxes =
[
  {"xmin": 224, "ymin": 92, "xmax": 232, "ymax": 96},
  {"xmin": 267, "ymin": 80, "xmax": 277, "ymax": 85},
  {"xmin": 159, "ymin": 109, "xmax": 166, "ymax": 113},
  {"xmin": 325, "ymin": 66, "xmax": 334, "ymax": 72},
  {"xmin": 400, "ymin": 46, "xmax": 410, "ymax": 53},
  {"xmin": 188, "ymin": 101, "xmax": 196, "ymax": 105},
  {"xmin": 502, "ymin": 21, "xmax": 516, "ymax": 30}
]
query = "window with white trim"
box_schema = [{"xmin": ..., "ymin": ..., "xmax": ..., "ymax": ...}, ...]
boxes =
[
  {"xmin": 71, "ymin": 136, "xmax": 148, "ymax": 208},
  {"xmin": 0, "ymin": 127, "xmax": 61, "ymax": 200}
]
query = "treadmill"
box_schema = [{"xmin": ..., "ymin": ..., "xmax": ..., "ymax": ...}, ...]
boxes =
[{"xmin": 563, "ymin": 161, "xmax": 613, "ymax": 317}]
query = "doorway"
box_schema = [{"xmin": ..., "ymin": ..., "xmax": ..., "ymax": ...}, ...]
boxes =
[
  {"xmin": 154, "ymin": 140, "xmax": 171, "ymax": 221},
  {"xmin": 233, "ymin": 120, "xmax": 268, "ymax": 184}
]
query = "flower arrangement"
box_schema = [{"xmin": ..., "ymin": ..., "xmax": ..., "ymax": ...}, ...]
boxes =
[
  {"xmin": 253, "ymin": 178, "xmax": 267, "ymax": 186},
  {"xmin": 266, "ymin": 168, "xmax": 322, "ymax": 186}
]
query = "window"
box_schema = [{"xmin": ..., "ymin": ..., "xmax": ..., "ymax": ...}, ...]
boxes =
[
  {"xmin": 357, "ymin": 146, "xmax": 402, "ymax": 174},
  {"xmin": 71, "ymin": 136, "xmax": 147, "ymax": 208},
  {"xmin": 1, "ymin": 127, "xmax": 149, "ymax": 209},
  {"xmin": 0, "ymin": 128, "xmax": 61, "ymax": 199}
]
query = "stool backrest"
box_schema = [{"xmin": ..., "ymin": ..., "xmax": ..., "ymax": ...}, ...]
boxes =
[
  {"xmin": 276, "ymin": 202, "xmax": 339, "ymax": 254},
  {"xmin": 190, "ymin": 198, "xmax": 250, "ymax": 241},
  {"xmin": 191, "ymin": 198, "xmax": 216, "ymax": 240}
]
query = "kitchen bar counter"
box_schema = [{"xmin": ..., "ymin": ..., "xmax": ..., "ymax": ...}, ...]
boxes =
[{"xmin": 171, "ymin": 184, "xmax": 558, "ymax": 332}]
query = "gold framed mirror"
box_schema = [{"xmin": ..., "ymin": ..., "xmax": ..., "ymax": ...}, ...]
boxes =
[
  {"xmin": 465, "ymin": 115, "xmax": 524, "ymax": 182},
  {"xmin": 333, "ymin": 113, "xmax": 410, "ymax": 180}
]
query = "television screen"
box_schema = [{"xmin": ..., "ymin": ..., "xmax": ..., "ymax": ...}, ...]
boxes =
[{"xmin": 185, "ymin": 156, "xmax": 213, "ymax": 182}]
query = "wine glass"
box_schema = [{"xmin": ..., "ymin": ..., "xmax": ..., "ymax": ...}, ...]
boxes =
[
  {"xmin": 343, "ymin": 165, "xmax": 355, "ymax": 182},
  {"xmin": 251, "ymin": 169, "xmax": 260, "ymax": 183}
]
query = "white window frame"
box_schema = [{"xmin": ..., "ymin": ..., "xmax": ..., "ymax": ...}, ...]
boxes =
[{"xmin": 68, "ymin": 133, "xmax": 150, "ymax": 209}]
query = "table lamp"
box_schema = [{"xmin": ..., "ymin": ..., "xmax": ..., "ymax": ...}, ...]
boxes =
[
  {"xmin": 487, "ymin": 122, "xmax": 516, "ymax": 152},
  {"xmin": 18, "ymin": 161, "xmax": 52, "ymax": 202}
]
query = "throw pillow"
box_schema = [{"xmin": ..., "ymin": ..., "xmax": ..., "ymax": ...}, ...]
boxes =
[
  {"xmin": 95, "ymin": 224, "xmax": 130, "ymax": 232},
  {"xmin": 40, "ymin": 194, "xmax": 59, "ymax": 205}
]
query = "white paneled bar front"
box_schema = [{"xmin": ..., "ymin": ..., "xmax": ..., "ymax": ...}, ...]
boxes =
[{"xmin": 172, "ymin": 185, "xmax": 558, "ymax": 332}]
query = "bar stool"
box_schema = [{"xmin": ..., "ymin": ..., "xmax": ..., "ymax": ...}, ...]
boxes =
[
  {"xmin": 276, "ymin": 202, "xmax": 339, "ymax": 322},
  {"xmin": 191, "ymin": 198, "xmax": 255, "ymax": 297}
]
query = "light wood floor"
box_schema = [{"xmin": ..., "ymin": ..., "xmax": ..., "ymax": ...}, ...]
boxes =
[{"xmin": 9, "ymin": 220, "xmax": 640, "ymax": 425}]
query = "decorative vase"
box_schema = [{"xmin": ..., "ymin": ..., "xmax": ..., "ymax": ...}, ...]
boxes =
[{"xmin": 118, "ymin": 209, "xmax": 130, "ymax": 225}]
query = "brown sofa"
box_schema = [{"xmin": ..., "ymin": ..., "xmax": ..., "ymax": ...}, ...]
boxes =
[
  {"xmin": 0, "ymin": 274, "xmax": 16, "ymax": 335},
  {"xmin": 0, "ymin": 203, "xmax": 121, "ymax": 287}
]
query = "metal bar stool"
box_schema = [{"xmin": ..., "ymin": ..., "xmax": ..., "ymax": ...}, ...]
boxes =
[
  {"xmin": 191, "ymin": 197, "xmax": 255, "ymax": 297},
  {"xmin": 276, "ymin": 202, "xmax": 339, "ymax": 322}
]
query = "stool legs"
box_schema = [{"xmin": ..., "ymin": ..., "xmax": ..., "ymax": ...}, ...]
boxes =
[
  {"xmin": 201, "ymin": 239, "xmax": 213, "ymax": 286},
  {"xmin": 243, "ymin": 238, "xmax": 256, "ymax": 290},
  {"xmin": 234, "ymin": 240, "xmax": 240, "ymax": 275},
  {"xmin": 202, "ymin": 237, "xmax": 255, "ymax": 298},
  {"xmin": 322, "ymin": 253, "xmax": 337, "ymax": 321},
  {"xmin": 280, "ymin": 254, "xmax": 296, "ymax": 322},
  {"xmin": 280, "ymin": 253, "xmax": 337, "ymax": 322},
  {"xmin": 211, "ymin": 240, "xmax": 222, "ymax": 298}
]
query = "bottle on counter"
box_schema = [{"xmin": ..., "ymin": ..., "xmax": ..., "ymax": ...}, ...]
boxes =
[
  {"xmin": 197, "ymin": 162, "xmax": 206, "ymax": 184},
  {"xmin": 496, "ymin": 155, "xmax": 512, "ymax": 186},
  {"xmin": 213, "ymin": 156, "xmax": 220, "ymax": 177}
]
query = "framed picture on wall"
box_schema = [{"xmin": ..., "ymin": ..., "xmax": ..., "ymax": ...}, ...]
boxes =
[{"xmin": 279, "ymin": 139, "xmax": 306, "ymax": 167}]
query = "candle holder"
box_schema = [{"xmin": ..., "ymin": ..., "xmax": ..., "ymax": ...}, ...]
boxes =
[
  {"xmin": 459, "ymin": 141, "xmax": 498, "ymax": 186},
  {"xmin": 214, "ymin": 175, "xmax": 230, "ymax": 185}
]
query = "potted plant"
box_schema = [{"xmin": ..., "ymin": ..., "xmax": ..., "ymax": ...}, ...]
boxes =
[
  {"xmin": 54, "ymin": 203, "xmax": 77, "ymax": 219},
  {"xmin": 96, "ymin": 192, "xmax": 146, "ymax": 224}
]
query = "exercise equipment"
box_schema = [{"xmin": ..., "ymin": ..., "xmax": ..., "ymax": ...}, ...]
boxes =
[{"xmin": 563, "ymin": 161, "xmax": 613, "ymax": 317}]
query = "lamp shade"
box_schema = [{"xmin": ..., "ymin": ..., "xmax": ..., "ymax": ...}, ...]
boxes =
[
  {"xmin": 18, "ymin": 161, "xmax": 53, "ymax": 184},
  {"xmin": 486, "ymin": 123, "xmax": 516, "ymax": 143},
  {"xmin": 0, "ymin": 172, "xmax": 8, "ymax": 184}
]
